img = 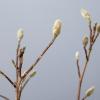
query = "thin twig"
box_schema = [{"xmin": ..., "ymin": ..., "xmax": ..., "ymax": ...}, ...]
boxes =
[
  {"xmin": 83, "ymin": 47, "xmax": 88, "ymax": 61},
  {"xmin": 15, "ymin": 39, "xmax": 21, "ymax": 100},
  {"xmin": 0, "ymin": 70, "xmax": 16, "ymax": 88},
  {"xmin": 76, "ymin": 60, "xmax": 81, "ymax": 78},
  {"xmin": 93, "ymin": 23, "xmax": 97, "ymax": 38},
  {"xmin": 21, "ymin": 76, "xmax": 31, "ymax": 92},
  {"xmin": 82, "ymin": 95, "xmax": 87, "ymax": 100},
  {"xmin": 89, "ymin": 21, "xmax": 92, "ymax": 38},
  {"xmin": 22, "ymin": 38, "xmax": 56, "ymax": 79},
  {"xmin": 19, "ymin": 47, "xmax": 25, "ymax": 78},
  {"xmin": 93, "ymin": 32, "xmax": 100, "ymax": 43},
  {"xmin": 0, "ymin": 94, "xmax": 10, "ymax": 100},
  {"xmin": 11, "ymin": 60, "xmax": 16, "ymax": 68},
  {"xmin": 77, "ymin": 48, "xmax": 91, "ymax": 100},
  {"xmin": 21, "ymin": 71, "xmax": 36, "ymax": 92}
]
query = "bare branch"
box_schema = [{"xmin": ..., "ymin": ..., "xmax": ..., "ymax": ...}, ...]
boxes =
[
  {"xmin": 22, "ymin": 38, "xmax": 56, "ymax": 79},
  {"xmin": 0, "ymin": 94, "xmax": 10, "ymax": 100},
  {"xmin": 93, "ymin": 32, "xmax": 100, "ymax": 43},
  {"xmin": 18, "ymin": 47, "xmax": 26, "ymax": 77},
  {"xmin": 83, "ymin": 47, "xmax": 88, "ymax": 61},
  {"xmin": 82, "ymin": 95, "xmax": 87, "ymax": 100},
  {"xmin": 21, "ymin": 71, "xmax": 36, "ymax": 93},
  {"xmin": 76, "ymin": 20, "xmax": 100, "ymax": 100},
  {"xmin": 76, "ymin": 60, "xmax": 81, "ymax": 78},
  {"xmin": 0, "ymin": 70, "xmax": 16, "ymax": 88},
  {"xmin": 89, "ymin": 21, "xmax": 92, "ymax": 38}
]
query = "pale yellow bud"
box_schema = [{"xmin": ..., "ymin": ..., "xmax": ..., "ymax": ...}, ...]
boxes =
[
  {"xmin": 85, "ymin": 86, "xmax": 95, "ymax": 97},
  {"xmin": 17, "ymin": 28, "xmax": 24, "ymax": 41},
  {"xmin": 96, "ymin": 24, "xmax": 100, "ymax": 33},
  {"xmin": 81, "ymin": 8, "xmax": 91, "ymax": 22},
  {"xmin": 82, "ymin": 34, "xmax": 88, "ymax": 47},
  {"xmin": 52, "ymin": 19, "xmax": 62, "ymax": 39},
  {"xmin": 75, "ymin": 51, "xmax": 80, "ymax": 60}
]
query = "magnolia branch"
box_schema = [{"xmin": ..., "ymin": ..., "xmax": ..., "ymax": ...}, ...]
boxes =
[{"xmin": 77, "ymin": 20, "xmax": 100, "ymax": 100}]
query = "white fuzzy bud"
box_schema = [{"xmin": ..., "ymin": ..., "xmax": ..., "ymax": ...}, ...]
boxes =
[
  {"xmin": 52, "ymin": 19, "xmax": 62, "ymax": 39},
  {"xmin": 17, "ymin": 28, "xmax": 24, "ymax": 41},
  {"xmin": 75, "ymin": 51, "xmax": 80, "ymax": 60},
  {"xmin": 85, "ymin": 86, "xmax": 95, "ymax": 97},
  {"xmin": 81, "ymin": 8, "xmax": 91, "ymax": 22},
  {"xmin": 82, "ymin": 34, "xmax": 88, "ymax": 48}
]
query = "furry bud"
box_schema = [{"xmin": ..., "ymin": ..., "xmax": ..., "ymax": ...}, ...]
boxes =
[
  {"xmin": 81, "ymin": 8, "xmax": 91, "ymax": 22},
  {"xmin": 52, "ymin": 19, "xmax": 62, "ymax": 39},
  {"xmin": 85, "ymin": 86, "xmax": 95, "ymax": 97},
  {"xmin": 82, "ymin": 34, "xmax": 88, "ymax": 48},
  {"xmin": 17, "ymin": 28, "xmax": 24, "ymax": 41}
]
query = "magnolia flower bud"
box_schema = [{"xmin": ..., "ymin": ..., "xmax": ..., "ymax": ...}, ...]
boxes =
[
  {"xmin": 80, "ymin": 8, "xmax": 91, "ymax": 22},
  {"xmin": 17, "ymin": 28, "xmax": 24, "ymax": 41},
  {"xmin": 96, "ymin": 24, "xmax": 100, "ymax": 33},
  {"xmin": 85, "ymin": 86, "xmax": 95, "ymax": 97},
  {"xmin": 75, "ymin": 51, "xmax": 80, "ymax": 60},
  {"xmin": 52, "ymin": 19, "xmax": 62, "ymax": 39},
  {"xmin": 82, "ymin": 34, "xmax": 88, "ymax": 48}
]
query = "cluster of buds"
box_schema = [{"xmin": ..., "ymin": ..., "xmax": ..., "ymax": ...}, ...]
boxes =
[
  {"xmin": 17, "ymin": 19, "xmax": 62, "ymax": 41},
  {"xmin": 75, "ymin": 8, "xmax": 100, "ymax": 100}
]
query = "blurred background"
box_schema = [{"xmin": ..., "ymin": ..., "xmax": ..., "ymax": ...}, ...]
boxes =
[{"xmin": 0, "ymin": 0, "xmax": 100, "ymax": 100}]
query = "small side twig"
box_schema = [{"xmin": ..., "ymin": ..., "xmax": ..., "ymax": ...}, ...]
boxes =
[
  {"xmin": 0, "ymin": 94, "xmax": 10, "ymax": 100},
  {"xmin": 76, "ymin": 60, "xmax": 81, "ymax": 78},
  {"xmin": 11, "ymin": 60, "xmax": 16, "ymax": 68},
  {"xmin": 83, "ymin": 47, "xmax": 88, "ymax": 61},
  {"xmin": 0, "ymin": 70, "xmax": 16, "ymax": 88},
  {"xmin": 22, "ymin": 38, "xmax": 56, "ymax": 79},
  {"xmin": 89, "ymin": 21, "xmax": 92, "ymax": 39},
  {"xmin": 77, "ymin": 21, "xmax": 100, "ymax": 100},
  {"xmin": 93, "ymin": 32, "xmax": 100, "ymax": 43},
  {"xmin": 21, "ymin": 71, "xmax": 36, "ymax": 92},
  {"xmin": 82, "ymin": 96, "xmax": 87, "ymax": 100}
]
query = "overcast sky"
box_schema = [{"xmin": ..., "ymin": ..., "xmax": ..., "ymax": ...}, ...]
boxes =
[{"xmin": 0, "ymin": 0, "xmax": 100, "ymax": 100}]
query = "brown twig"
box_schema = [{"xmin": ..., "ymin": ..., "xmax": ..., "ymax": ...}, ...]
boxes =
[
  {"xmin": 19, "ymin": 47, "xmax": 25, "ymax": 78},
  {"xmin": 14, "ymin": 37, "xmax": 56, "ymax": 100},
  {"xmin": 11, "ymin": 60, "xmax": 16, "ymax": 68},
  {"xmin": 22, "ymin": 38, "xmax": 56, "ymax": 79},
  {"xmin": 83, "ymin": 47, "xmax": 88, "ymax": 61},
  {"xmin": 0, "ymin": 70, "xmax": 16, "ymax": 88},
  {"xmin": 15, "ymin": 40, "xmax": 21, "ymax": 100},
  {"xmin": 76, "ymin": 60, "xmax": 81, "ymax": 78},
  {"xmin": 89, "ymin": 21, "xmax": 92, "ymax": 39},
  {"xmin": 0, "ymin": 94, "xmax": 10, "ymax": 100},
  {"xmin": 81, "ymin": 95, "xmax": 87, "ymax": 100},
  {"xmin": 93, "ymin": 32, "xmax": 100, "ymax": 43},
  {"xmin": 77, "ymin": 45, "xmax": 92, "ymax": 100},
  {"xmin": 93, "ymin": 23, "xmax": 97, "ymax": 38},
  {"xmin": 77, "ymin": 21, "xmax": 100, "ymax": 100}
]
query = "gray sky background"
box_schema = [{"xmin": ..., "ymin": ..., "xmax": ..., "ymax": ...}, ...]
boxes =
[{"xmin": 0, "ymin": 0, "xmax": 100, "ymax": 100}]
